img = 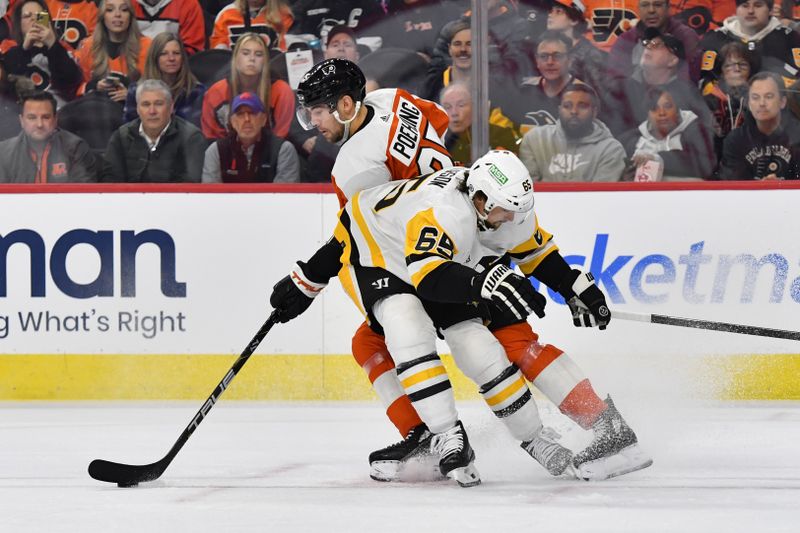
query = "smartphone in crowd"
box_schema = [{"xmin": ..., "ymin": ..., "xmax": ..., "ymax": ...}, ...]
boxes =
[{"xmin": 35, "ymin": 11, "xmax": 50, "ymax": 27}]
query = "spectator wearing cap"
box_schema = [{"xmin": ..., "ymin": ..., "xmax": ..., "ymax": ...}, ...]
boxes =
[
  {"xmin": 719, "ymin": 71, "xmax": 800, "ymax": 180},
  {"xmin": 602, "ymin": 27, "xmax": 712, "ymax": 135},
  {"xmin": 202, "ymin": 91, "xmax": 298, "ymax": 182},
  {"xmin": 519, "ymin": 83, "xmax": 625, "ymax": 182},
  {"xmin": 324, "ymin": 24, "xmax": 359, "ymax": 62},
  {"xmin": 699, "ymin": 0, "xmax": 800, "ymax": 87},
  {"xmin": 0, "ymin": 91, "xmax": 97, "ymax": 182},
  {"xmin": 102, "ymin": 78, "xmax": 207, "ymax": 182},
  {"xmin": 607, "ymin": 0, "xmax": 701, "ymax": 82},
  {"xmin": 545, "ymin": 0, "xmax": 607, "ymax": 94}
]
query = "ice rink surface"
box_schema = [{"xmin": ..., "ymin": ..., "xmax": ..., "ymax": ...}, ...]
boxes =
[{"xmin": 2, "ymin": 399, "xmax": 799, "ymax": 533}]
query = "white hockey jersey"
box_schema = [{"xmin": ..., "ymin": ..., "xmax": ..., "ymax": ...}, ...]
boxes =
[
  {"xmin": 333, "ymin": 168, "xmax": 560, "ymax": 297},
  {"xmin": 330, "ymin": 88, "xmax": 453, "ymax": 207}
]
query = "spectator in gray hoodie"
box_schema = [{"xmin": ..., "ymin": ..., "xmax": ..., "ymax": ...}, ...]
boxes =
[{"xmin": 519, "ymin": 84, "xmax": 625, "ymax": 182}]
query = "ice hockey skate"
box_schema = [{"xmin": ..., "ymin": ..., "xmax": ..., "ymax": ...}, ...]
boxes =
[
  {"xmin": 430, "ymin": 420, "xmax": 481, "ymax": 487},
  {"xmin": 368, "ymin": 423, "xmax": 441, "ymax": 482},
  {"xmin": 521, "ymin": 427, "xmax": 575, "ymax": 476},
  {"xmin": 573, "ymin": 396, "xmax": 653, "ymax": 481}
]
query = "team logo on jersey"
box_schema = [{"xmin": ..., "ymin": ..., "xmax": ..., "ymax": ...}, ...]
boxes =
[
  {"xmin": 488, "ymin": 164, "xmax": 508, "ymax": 185},
  {"xmin": 389, "ymin": 97, "xmax": 422, "ymax": 167},
  {"xmin": 55, "ymin": 19, "xmax": 90, "ymax": 49},
  {"xmin": 229, "ymin": 25, "xmax": 277, "ymax": 49},
  {"xmin": 591, "ymin": 9, "xmax": 637, "ymax": 45},
  {"xmin": 51, "ymin": 162, "xmax": 67, "ymax": 178},
  {"xmin": 675, "ymin": 6, "xmax": 712, "ymax": 34}
]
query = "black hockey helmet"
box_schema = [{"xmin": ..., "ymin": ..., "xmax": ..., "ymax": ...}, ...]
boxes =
[{"xmin": 296, "ymin": 58, "xmax": 366, "ymax": 110}]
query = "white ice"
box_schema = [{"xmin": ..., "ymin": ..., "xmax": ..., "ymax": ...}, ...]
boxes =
[{"xmin": 2, "ymin": 399, "xmax": 799, "ymax": 533}]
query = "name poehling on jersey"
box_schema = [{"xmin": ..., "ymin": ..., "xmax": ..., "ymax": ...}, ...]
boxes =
[{"xmin": 390, "ymin": 98, "xmax": 422, "ymax": 166}]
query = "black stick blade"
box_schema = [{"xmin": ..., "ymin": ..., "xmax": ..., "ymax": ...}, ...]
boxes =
[{"xmin": 88, "ymin": 458, "xmax": 168, "ymax": 486}]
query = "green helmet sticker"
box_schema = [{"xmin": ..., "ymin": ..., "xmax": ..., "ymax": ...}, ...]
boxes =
[{"xmin": 488, "ymin": 164, "xmax": 508, "ymax": 185}]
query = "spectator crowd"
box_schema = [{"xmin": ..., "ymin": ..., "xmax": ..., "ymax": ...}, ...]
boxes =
[{"xmin": 1, "ymin": 0, "xmax": 799, "ymax": 183}]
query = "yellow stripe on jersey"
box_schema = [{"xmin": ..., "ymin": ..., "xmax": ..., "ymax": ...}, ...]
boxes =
[
  {"xmin": 508, "ymin": 215, "xmax": 558, "ymax": 275},
  {"xmin": 410, "ymin": 257, "xmax": 447, "ymax": 287},
  {"xmin": 333, "ymin": 225, "xmax": 350, "ymax": 266},
  {"xmin": 404, "ymin": 207, "xmax": 458, "ymax": 286},
  {"xmin": 338, "ymin": 264, "xmax": 367, "ymax": 318},
  {"xmin": 352, "ymin": 192, "xmax": 385, "ymax": 269},
  {"xmin": 400, "ymin": 365, "xmax": 448, "ymax": 388},
  {"xmin": 485, "ymin": 376, "xmax": 527, "ymax": 407}
]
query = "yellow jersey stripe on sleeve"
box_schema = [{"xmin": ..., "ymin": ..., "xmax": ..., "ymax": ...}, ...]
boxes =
[
  {"xmin": 409, "ymin": 256, "xmax": 447, "ymax": 287},
  {"xmin": 352, "ymin": 192, "xmax": 385, "ymax": 269}
]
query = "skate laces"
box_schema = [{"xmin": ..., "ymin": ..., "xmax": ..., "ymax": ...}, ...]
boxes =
[
  {"xmin": 430, "ymin": 425, "xmax": 464, "ymax": 458},
  {"xmin": 527, "ymin": 428, "xmax": 567, "ymax": 467},
  {"xmin": 386, "ymin": 425, "xmax": 427, "ymax": 450}
]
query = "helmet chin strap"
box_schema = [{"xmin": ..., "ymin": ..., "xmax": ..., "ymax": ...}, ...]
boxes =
[
  {"xmin": 473, "ymin": 200, "xmax": 495, "ymax": 232},
  {"xmin": 332, "ymin": 101, "xmax": 362, "ymax": 145}
]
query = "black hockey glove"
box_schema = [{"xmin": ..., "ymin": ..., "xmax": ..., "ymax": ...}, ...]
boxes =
[
  {"xmin": 558, "ymin": 269, "xmax": 610, "ymax": 330},
  {"xmin": 270, "ymin": 262, "xmax": 327, "ymax": 323},
  {"xmin": 471, "ymin": 264, "xmax": 546, "ymax": 321}
]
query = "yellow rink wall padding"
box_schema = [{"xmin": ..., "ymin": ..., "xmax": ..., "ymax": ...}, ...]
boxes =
[{"xmin": 1, "ymin": 353, "xmax": 799, "ymax": 401}]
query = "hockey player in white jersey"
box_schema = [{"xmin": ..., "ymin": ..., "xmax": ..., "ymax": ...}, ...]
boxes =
[
  {"xmin": 272, "ymin": 151, "xmax": 652, "ymax": 483},
  {"xmin": 275, "ymin": 151, "xmax": 580, "ymax": 486},
  {"xmin": 295, "ymin": 58, "xmax": 453, "ymax": 207},
  {"xmin": 285, "ymin": 60, "xmax": 650, "ymax": 482}
]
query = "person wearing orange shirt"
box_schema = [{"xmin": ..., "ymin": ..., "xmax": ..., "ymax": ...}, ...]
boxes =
[
  {"xmin": 75, "ymin": 0, "xmax": 150, "ymax": 101},
  {"xmin": 201, "ymin": 32, "xmax": 294, "ymax": 139},
  {"xmin": 45, "ymin": 0, "xmax": 97, "ymax": 50},
  {"xmin": 133, "ymin": 0, "xmax": 204, "ymax": 55},
  {"xmin": 210, "ymin": 0, "xmax": 293, "ymax": 51}
]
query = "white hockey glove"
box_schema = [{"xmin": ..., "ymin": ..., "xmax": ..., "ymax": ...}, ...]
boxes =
[
  {"xmin": 560, "ymin": 270, "xmax": 610, "ymax": 330},
  {"xmin": 471, "ymin": 264, "xmax": 546, "ymax": 321},
  {"xmin": 270, "ymin": 262, "xmax": 327, "ymax": 323}
]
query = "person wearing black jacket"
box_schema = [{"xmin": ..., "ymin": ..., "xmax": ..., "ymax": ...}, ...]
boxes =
[
  {"xmin": 202, "ymin": 92, "xmax": 298, "ymax": 182},
  {"xmin": 3, "ymin": 0, "xmax": 83, "ymax": 104},
  {"xmin": 102, "ymin": 79, "xmax": 207, "ymax": 182},
  {"xmin": 719, "ymin": 71, "xmax": 800, "ymax": 180}
]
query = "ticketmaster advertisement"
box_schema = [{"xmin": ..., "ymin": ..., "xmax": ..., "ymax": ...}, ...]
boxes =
[{"xmin": 0, "ymin": 188, "xmax": 798, "ymax": 400}]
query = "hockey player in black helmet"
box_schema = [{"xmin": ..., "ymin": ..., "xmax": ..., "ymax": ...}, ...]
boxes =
[{"xmin": 295, "ymin": 58, "xmax": 367, "ymax": 145}]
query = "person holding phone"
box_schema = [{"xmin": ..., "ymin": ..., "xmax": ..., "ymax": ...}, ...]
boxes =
[
  {"xmin": 2, "ymin": 0, "xmax": 83, "ymax": 104},
  {"xmin": 74, "ymin": 0, "xmax": 151, "ymax": 102}
]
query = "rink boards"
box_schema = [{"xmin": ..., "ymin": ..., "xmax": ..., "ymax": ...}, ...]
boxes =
[{"xmin": 1, "ymin": 183, "xmax": 799, "ymax": 400}]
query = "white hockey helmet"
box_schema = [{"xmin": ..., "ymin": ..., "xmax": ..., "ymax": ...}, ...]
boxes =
[{"xmin": 467, "ymin": 150, "xmax": 534, "ymax": 223}]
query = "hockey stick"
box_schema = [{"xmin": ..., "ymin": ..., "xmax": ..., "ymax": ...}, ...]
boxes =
[
  {"xmin": 612, "ymin": 310, "xmax": 800, "ymax": 341},
  {"xmin": 88, "ymin": 310, "xmax": 281, "ymax": 487}
]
